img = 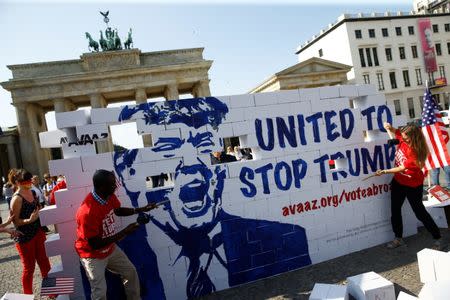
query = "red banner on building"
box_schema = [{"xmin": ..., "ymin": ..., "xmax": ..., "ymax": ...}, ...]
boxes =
[{"xmin": 418, "ymin": 18, "xmax": 438, "ymax": 73}]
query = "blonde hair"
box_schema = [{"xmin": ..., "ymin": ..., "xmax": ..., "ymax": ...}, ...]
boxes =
[{"xmin": 401, "ymin": 124, "xmax": 429, "ymax": 168}]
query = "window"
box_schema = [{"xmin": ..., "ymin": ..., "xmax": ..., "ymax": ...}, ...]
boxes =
[
  {"xmin": 377, "ymin": 73, "xmax": 385, "ymax": 91},
  {"xmin": 395, "ymin": 27, "xmax": 402, "ymax": 36},
  {"xmin": 385, "ymin": 48, "xmax": 392, "ymax": 61},
  {"xmin": 445, "ymin": 23, "xmax": 450, "ymax": 32},
  {"xmin": 403, "ymin": 70, "xmax": 411, "ymax": 87},
  {"xmin": 433, "ymin": 24, "xmax": 439, "ymax": 33},
  {"xmin": 436, "ymin": 43, "xmax": 442, "ymax": 56},
  {"xmin": 363, "ymin": 74, "xmax": 370, "ymax": 84},
  {"xmin": 439, "ymin": 65, "xmax": 446, "ymax": 78},
  {"xmin": 411, "ymin": 45, "xmax": 418, "ymax": 58},
  {"xmin": 390, "ymin": 71, "xmax": 397, "ymax": 89},
  {"xmin": 415, "ymin": 68, "xmax": 423, "ymax": 85},
  {"xmin": 428, "ymin": 71, "xmax": 435, "ymax": 85},
  {"xmin": 355, "ymin": 30, "xmax": 362, "ymax": 39},
  {"xmin": 368, "ymin": 29, "xmax": 375, "ymax": 38},
  {"xmin": 408, "ymin": 26, "xmax": 414, "ymax": 35},
  {"xmin": 393, "ymin": 99, "xmax": 401, "ymax": 116},
  {"xmin": 318, "ymin": 49, "xmax": 323, "ymax": 57},
  {"xmin": 372, "ymin": 48, "xmax": 379, "ymax": 66},
  {"xmin": 365, "ymin": 48, "xmax": 373, "ymax": 67},
  {"xmin": 382, "ymin": 28, "xmax": 389, "ymax": 37},
  {"xmin": 359, "ymin": 49, "xmax": 366, "ymax": 67},
  {"xmin": 407, "ymin": 98, "xmax": 415, "ymax": 118},
  {"xmin": 448, "ymin": 42, "xmax": 450, "ymax": 55},
  {"xmin": 420, "ymin": 97, "xmax": 423, "ymax": 111},
  {"xmin": 399, "ymin": 47, "xmax": 406, "ymax": 59}
]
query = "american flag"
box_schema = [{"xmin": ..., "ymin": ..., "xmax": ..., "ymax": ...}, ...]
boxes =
[
  {"xmin": 41, "ymin": 277, "xmax": 74, "ymax": 296},
  {"xmin": 421, "ymin": 87, "xmax": 450, "ymax": 170}
]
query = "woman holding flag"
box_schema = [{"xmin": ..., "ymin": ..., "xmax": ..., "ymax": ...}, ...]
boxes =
[{"xmin": 376, "ymin": 122, "xmax": 444, "ymax": 249}]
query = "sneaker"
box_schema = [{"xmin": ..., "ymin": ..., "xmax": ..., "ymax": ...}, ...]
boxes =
[
  {"xmin": 432, "ymin": 239, "xmax": 448, "ymax": 251},
  {"xmin": 386, "ymin": 238, "xmax": 406, "ymax": 249}
]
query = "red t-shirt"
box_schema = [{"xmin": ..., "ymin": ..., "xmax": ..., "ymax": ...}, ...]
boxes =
[
  {"xmin": 75, "ymin": 192, "xmax": 121, "ymax": 259},
  {"xmin": 48, "ymin": 180, "xmax": 67, "ymax": 205},
  {"xmin": 393, "ymin": 129, "xmax": 424, "ymax": 187}
]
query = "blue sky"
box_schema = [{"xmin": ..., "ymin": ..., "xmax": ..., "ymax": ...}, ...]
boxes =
[{"xmin": 0, "ymin": 1, "xmax": 411, "ymax": 133}]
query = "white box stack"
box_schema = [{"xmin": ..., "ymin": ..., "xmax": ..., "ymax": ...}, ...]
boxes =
[{"xmin": 347, "ymin": 271, "xmax": 395, "ymax": 300}]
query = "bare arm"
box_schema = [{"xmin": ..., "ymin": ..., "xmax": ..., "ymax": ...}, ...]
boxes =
[
  {"xmin": 114, "ymin": 203, "xmax": 158, "ymax": 217},
  {"xmin": 87, "ymin": 222, "xmax": 139, "ymax": 250},
  {"xmin": 376, "ymin": 165, "xmax": 406, "ymax": 176},
  {"xmin": 384, "ymin": 122, "xmax": 397, "ymax": 139},
  {"xmin": 11, "ymin": 196, "xmax": 39, "ymax": 227}
]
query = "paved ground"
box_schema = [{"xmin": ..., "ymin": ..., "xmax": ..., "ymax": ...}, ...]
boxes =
[{"xmin": 0, "ymin": 198, "xmax": 447, "ymax": 299}]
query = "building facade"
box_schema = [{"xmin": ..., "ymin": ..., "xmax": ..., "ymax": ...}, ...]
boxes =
[
  {"xmin": 296, "ymin": 12, "xmax": 450, "ymax": 122},
  {"xmin": 249, "ymin": 57, "xmax": 351, "ymax": 93},
  {"xmin": 414, "ymin": 0, "xmax": 450, "ymax": 14}
]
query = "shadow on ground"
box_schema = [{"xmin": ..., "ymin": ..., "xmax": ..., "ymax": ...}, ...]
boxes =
[{"xmin": 199, "ymin": 227, "xmax": 446, "ymax": 300}]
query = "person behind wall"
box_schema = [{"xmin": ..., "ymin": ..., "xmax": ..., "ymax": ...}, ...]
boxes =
[
  {"xmin": 10, "ymin": 169, "xmax": 51, "ymax": 294},
  {"xmin": 430, "ymin": 166, "xmax": 450, "ymax": 191},
  {"xmin": 42, "ymin": 173, "xmax": 55, "ymax": 202},
  {"xmin": 3, "ymin": 181, "xmax": 14, "ymax": 210},
  {"xmin": 376, "ymin": 123, "xmax": 444, "ymax": 249},
  {"xmin": 75, "ymin": 169, "xmax": 158, "ymax": 300}
]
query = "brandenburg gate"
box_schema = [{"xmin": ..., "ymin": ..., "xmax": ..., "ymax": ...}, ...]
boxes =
[{"xmin": 1, "ymin": 47, "xmax": 213, "ymax": 176}]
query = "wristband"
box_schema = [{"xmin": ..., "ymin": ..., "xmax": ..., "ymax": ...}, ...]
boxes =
[{"xmin": 133, "ymin": 208, "xmax": 137, "ymax": 214}]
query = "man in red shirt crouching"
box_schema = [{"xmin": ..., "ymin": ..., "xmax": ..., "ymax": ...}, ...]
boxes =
[{"xmin": 75, "ymin": 169, "xmax": 156, "ymax": 300}]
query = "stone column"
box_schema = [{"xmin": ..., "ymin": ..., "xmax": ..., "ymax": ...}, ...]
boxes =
[
  {"xmin": 6, "ymin": 142, "xmax": 18, "ymax": 169},
  {"xmin": 89, "ymin": 93, "xmax": 113, "ymax": 153},
  {"xmin": 53, "ymin": 98, "xmax": 75, "ymax": 113},
  {"xmin": 135, "ymin": 88, "xmax": 152, "ymax": 147},
  {"xmin": 192, "ymin": 80, "xmax": 211, "ymax": 97},
  {"xmin": 164, "ymin": 84, "xmax": 179, "ymax": 101},
  {"xmin": 26, "ymin": 103, "xmax": 50, "ymax": 175},
  {"xmin": 14, "ymin": 103, "xmax": 40, "ymax": 175}
]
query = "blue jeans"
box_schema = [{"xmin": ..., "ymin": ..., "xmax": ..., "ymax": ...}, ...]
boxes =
[{"xmin": 430, "ymin": 166, "xmax": 450, "ymax": 189}]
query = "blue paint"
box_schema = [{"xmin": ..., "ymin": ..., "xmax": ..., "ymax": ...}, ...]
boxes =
[
  {"xmin": 152, "ymin": 137, "xmax": 185, "ymax": 152},
  {"xmin": 254, "ymin": 163, "xmax": 274, "ymax": 194},
  {"xmin": 292, "ymin": 159, "xmax": 307, "ymax": 189},
  {"xmin": 347, "ymin": 149, "xmax": 361, "ymax": 176},
  {"xmin": 324, "ymin": 111, "xmax": 339, "ymax": 141},
  {"xmin": 239, "ymin": 167, "xmax": 257, "ymax": 197},
  {"xmin": 296, "ymin": 115, "xmax": 307, "ymax": 146},
  {"xmin": 187, "ymin": 131, "xmax": 215, "ymax": 148},
  {"xmin": 361, "ymin": 106, "xmax": 376, "ymax": 130},
  {"xmin": 339, "ymin": 109, "xmax": 354, "ymax": 139},
  {"xmin": 274, "ymin": 161, "xmax": 292, "ymax": 191},
  {"xmin": 255, "ymin": 118, "xmax": 274, "ymax": 151},
  {"xmin": 361, "ymin": 146, "xmax": 385, "ymax": 174},
  {"xmin": 276, "ymin": 116, "xmax": 297, "ymax": 148},
  {"xmin": 384, "ymin": 143, "xmax": 396, "ymax": 169},
  {"xmin": 305, "ymin": 112, "xmax": 323, "ymax": 143},
  {"xmin": 313, "ymin": 154, "xmax": 329, "ymax": 183},
  {"xmin": 377, "ymin": 105, "xmax": 393, "ymax": 132}
]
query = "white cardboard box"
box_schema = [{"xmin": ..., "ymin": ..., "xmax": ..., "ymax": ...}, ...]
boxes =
[
  {"xmin": 396, "ymin": 291, "xmax": 418, "ymax": 299},
  {"xmin": 418, "ymin": 280, "xmax": 450, "ymax": 300},
  {"xmin": 309, "ymin": 283, "xmax": 348, "ymax": 300},
  {"xmin": 347, "ymin": 271, "xmax": 395, "ymax": 300},
  {"xmin": 1, "ymin": 293, "xmax": 34, "ymax": 300},
  {"xmin": 417, "ymin": 248, "xmax": 450, "ymax": 283}
]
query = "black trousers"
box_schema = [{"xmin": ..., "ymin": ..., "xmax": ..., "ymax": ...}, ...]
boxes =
[{"xmin": 391, "ymin": 179, "xmax": 441, "ymax": 239}]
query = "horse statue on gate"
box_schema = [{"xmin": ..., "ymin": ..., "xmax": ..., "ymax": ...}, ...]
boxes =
[
  {"xmin": 99, "ymin": 31, "xmax": 108, "ymax": 51},
  {"xmin": 85, "ymin": 32, "xmax": 99, "ymax": 52},
  {"xmin": 124, "ymin": 28, "xmax": 133, "ymax": 49},
  {"xmin": 113, "ymin": 29, "xmax": 122, "ymax": 50}
]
